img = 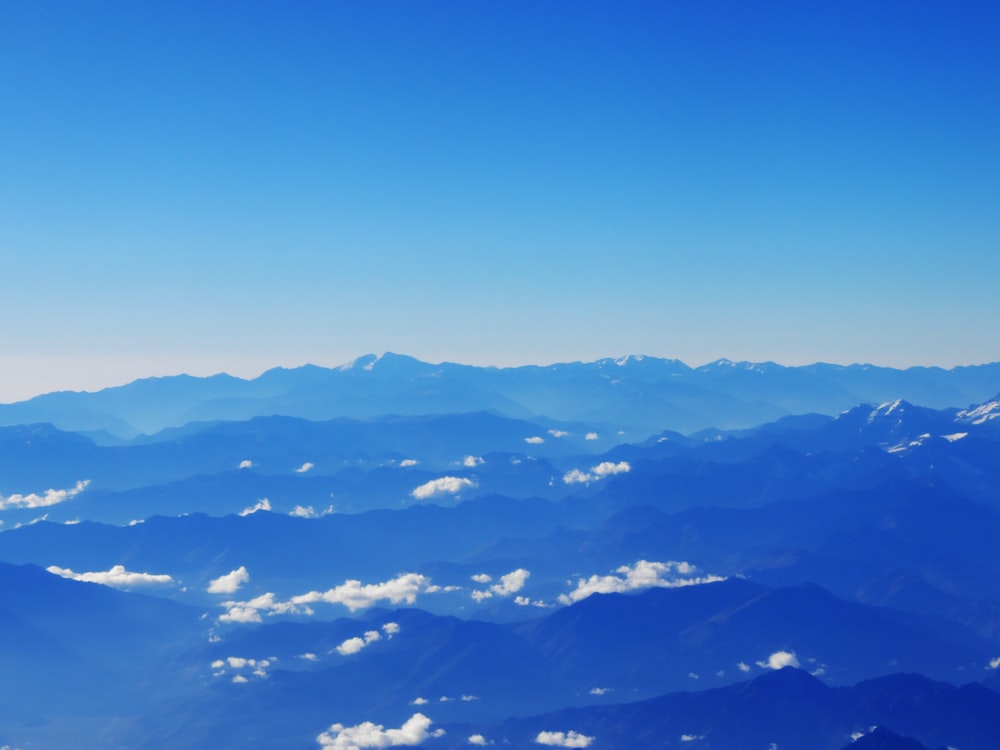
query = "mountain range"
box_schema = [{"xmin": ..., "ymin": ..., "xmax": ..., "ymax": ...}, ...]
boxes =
[{"xmin": 1, "ymin": 354, "xmax": 999, "ymax": 749}]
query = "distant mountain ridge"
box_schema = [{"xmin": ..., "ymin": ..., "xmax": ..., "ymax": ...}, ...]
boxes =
[{"xmin": 2, "ymin": 353, "xmax": 999, "ymax": 438}]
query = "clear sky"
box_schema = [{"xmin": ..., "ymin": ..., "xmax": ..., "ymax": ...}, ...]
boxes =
[{"xmin": 1, "ymin": 1, "xmax": 998, "ymax": 401}]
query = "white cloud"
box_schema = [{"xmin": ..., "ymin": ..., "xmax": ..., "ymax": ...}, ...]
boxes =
[
  {"xmin": 239, "ymin": 460, "xmax": 254, "ymax": 469},
  {"xmin": 47, "ymin": 564, "xmax": 174, "ymax": 589},
  {"xmin": 411, "ymin": 476, "xmax": 476, "ymax": 500},
  {"xmin": 585, "ymin": 432, "xmax": 599, "ymax": 440},
  {"xmin": 220, "ymin": 574, "xmax": 433, "ymax": 623},
  {"xmin": 0, "ymin": 479, "xmax": 90, "ymax": 511},
  {"xmin": 589, "ymin": 687, "xmax": 611, "ymax": 696},
  {"xmin": 988, "ymin": 657, "xmax": 1000, "ymax": 669},
  {"xmin": 471, "ymin": 573, "xmax": 492, "ymax": 584},
  {"xmin": 411, "ymin": 697, "xmax": 429, "ymax": 706},
  {"xmin": 548, "ymin": 430, "xmax": 569, "ymax": 438},
  {"xmin": 473, "ymin": 568, "xmax": 530, "ymax": 602},
  {"xmin": 238, "ymin": 498, "xmax": 271, "ymax": 516},
  {"xmin": 207, "ymin": 566, "xmax": 250, "ymax": 595},
  {"xmin": 738, "ymin": 661, "xmax": 751, "ymax": 672},
  {"xmin": 232, "ymin": 674, "xmax": 248, "ymax": 684},
  {"xmin": 562, "ymin": 469, "xmax": 593, "ymax": 485},
  {"xmin": 291, "ymin": 573, "xmax": 434, "ymax": 612},
  {"xmin": 559, "ymin": 560, "xmax": 725, "ymax": 604},
  {"xmin": 562, "ymin": 461, "xmax": 630, "ymax": 485},
  {"xmin": 382, "ymin": 622, "xmax": 401, "ymax": 636},
  {"xmin": 492, "ymin": 569, "xmax": 530, "ymax": 596},
  {"xmin": 336, "ymin": 637, "xmax": 368, "ymax": 656},
  {"xmin": 317, "ymin": 713, "xmax": 442, "ymax": 749},
  {"xmin": 290, "ymin": 504, "xmax": 335, "ymax": 518},
  {"xmin": 534, "ymin": 730, "xmax": 594, "ymax": 748},
  {"xmin": 757, "ymin": 651, "xmax": 800, "ymax": 670},
  {"xmin": 399, "ymin": 459, "xmax": 419, "ymax": 467},
  {"xmin": 463, "ymin": 455, "xmax": 485, "ymax": 467},
  {"xmin": 460, "ymin": 695, "xmax": 478, "ymax": 701},
  {"xmin": 591, "ymin": 461, "xmax": 630, "ymax": 477},
  {"xmin": 524, "ymin": 436, "xmax": 545, "ymax": 444},
  {"xmin": 681, "ymin": 734, "xmax": 705, "ymax": 742},
  {"xmin": 514, "ymin": 596, "xmax": 549, "ymax": 608},
  {"xmin": 300, "ymin": 652, "xmax": 319, "ymax": 661},
  {"xmin": 468, "ymin": 735, "xmax": 492, "ymax": 746},
  {"xmin": 295, "ymin": 462, "xmax": 314, "ymax": 473},
  {"xmin": 337, "ymin": 629, "xmax": 383, "ymax": 656}
]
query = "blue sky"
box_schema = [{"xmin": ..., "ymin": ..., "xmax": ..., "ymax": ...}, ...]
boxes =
[{"xmin": 2, "ymin": 1, "xmax": 998, "ymax": 400}]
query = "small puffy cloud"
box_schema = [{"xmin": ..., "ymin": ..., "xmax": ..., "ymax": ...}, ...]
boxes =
[
  {"xmin": 412, "ymin": 476, "xmax": 476, "ymax": 500},
  {"xmin": 591, "ymin": 461, "xmax": 630, "ymax": 477},
  {"xmin": 336, "ymin": 637, "xmax": 368, "ymax": 656},
  {"xmin": 471, "ymin": 573, "xmax": 492, "ymax": 584},
  {"xmin": 548, "ymin": 430, "xmax": 568, "ymax": 438},
  {"xmin": 473, "ymin": 568, "xmax": 530, "ymax": 602},
  {"xmin": 207, "ymin": 566, "xmax": 250, "ymax": 595},
  {"xmin": 534, "ymin": 730, "xmax": 594, "ymax": 748},
  {"xmin": 219, "ymin": 575, "xmax": 433, "ymax": 623},
  {"xmin": 463, "ymin": 455, "xmax": 485, "ymax": 467},
  {"xmin": 411, "ymin": 697, "xmax": 429, "ymax": 706},
  {"xmin": 232, "ymin": 674, "xmax": 248, "ymax": 684},
  {"xmin": 317, "ymin": 713, "xmax": 441, "ymax": 749},
  {"xmin": 460, "ymin": 695, "xmax": 478, "ymax": 702},
  {"xmin": 562, "ymin": 469, "xmax": 593, "ymax": 485},
  {"xmin": 239, "ymin": 498, "xmax": 271, "ymax": 516},
  {"xmin": 589, "ymin": 687, "xmax": 611, "ymax": 696},
  {"xmin": 688, "ymin": 672, "xmax": 699, "ymax": 680},
  {"xmin": 290, "ymin": 504, "xmax": 335, "ymax": 518},
  {"xmin": 239, "ymin": 460, "xmax": 254, "ymax": 469},
  {"xmin": 988, "ymin": 656, "xmax": 1000, "ymax": 669},
  {"xmin": 559, "ymin": 560, "xmax": 724, "ymax": 604},
  {"xmin": 295, "ymin": 462, "xmax": 314, "ymax": 473},
  {"xmin": 562, "ymin": 461, "xmax": 630, "ymax": 485},
  {"xmin": 0, "ymin": 479, "xmax": 90, "ymax": 511},
  {"xmin": 291, "ymin": 572, "xmax": 434, "ymax": 612},
  {"xmin": 681, "ymin": 734, "xmax": 705, "ymax": 742},
  {"xmin": 382, "ymin": 622, "xmax": 401, "ymax": 636},
  {"xmin": 757, "ymin": 651, "xmax": 800, "ymax": 670},
  {"xmin": 300, "ymin": 652, "xmax": 319, "ymax": 661},
  {"xmin": 47, "ymin": 564, "xmax": 174, "ymax": 589},
  {"xmin": 492, "ymin": 569, "xmax": 529, "ymax": 596},
  {"xmin": 524, "ymin": 436, "xmax": 545, "ymax": 444},
  {"xmin": 514, "ymin": 596, "xmax": 549, "ymax": 607},
  {"xmin": 585, "ymin": 432, "xmax": 599, "ymax": 441},
  {"xmin": 469, "ymin": 735, "xmax": 493, "ymax": 746},
  {"xmin": 738, "ymin": 661, "xmax": 751, "ymax": 673},
  {"xmin": 399, "ymin": 459, "xmax": 419, "ymax": 467}
]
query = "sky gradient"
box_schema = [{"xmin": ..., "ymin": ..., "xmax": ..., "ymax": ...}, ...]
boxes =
[{"xmin": 2, "ymin": 1, "xmax": 998, "ymax": 401}]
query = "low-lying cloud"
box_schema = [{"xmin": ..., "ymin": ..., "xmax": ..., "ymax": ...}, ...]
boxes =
[
  {"xmin": 412, "ymin": 476, "xmax": 476, "ymax": 500},
  {"xmin": 472, "ymin": 568, "xmax": 530, "ymax": 602},
  {"xmin": 238, "ymin": 498, "xmax": 271, "ymax": 516},
  {"xmin": 559, "ymin": 560, "xmax": 724, "ymax": 604},
  {"xmin": 207, "ymin": 566, "xmax": 250, "ymax": 595},
  {"xmin": 562, "ymin": 461, "xmax": 630, "ymax": 485},
  {"xmin": 219, "ymin": 574, "xmax": 435, "ymax": 622},
  {"xmin": 757, "ymin": 650, "xmax": 800, "ymax": 670},
  {"xmin": 47, "ymin": 563, "xmax": 175, "ymax": 589},
  {"xmin": 535, "ymin": 730, "xmax": 594, "ymax": 748},
  {"xmin": 0, "ymin": 479, "xmax": 90, "ymax": 511},
  {"xmin": 317, "ymin": 713, "xmax": 443, "ymax": 749}
]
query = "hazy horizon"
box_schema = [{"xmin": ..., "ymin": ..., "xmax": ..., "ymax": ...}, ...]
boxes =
[{"xmin": 3, "ymin": 2, "xmax": 997, "ymax": 403}]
